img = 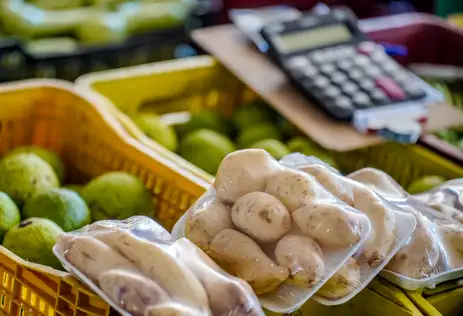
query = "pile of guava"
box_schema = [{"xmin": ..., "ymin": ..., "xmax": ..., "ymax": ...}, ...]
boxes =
[
  {"xmin": 0, "ymin": 146, "xmax": 154, "ymax": 270},
  {"xmin": 132, "ymin": 103, "xmax": 338, "ymax": 175}
]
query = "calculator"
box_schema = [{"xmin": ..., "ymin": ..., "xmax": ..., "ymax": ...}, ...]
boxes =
[{"xmin": 260, "ymin": 9, "xmax": 439, "ymax": 121}]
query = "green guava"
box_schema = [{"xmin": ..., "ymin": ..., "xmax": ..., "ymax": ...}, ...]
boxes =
[
  {"xmin": 237, "ymin": 123, "xmax": 282, "ymax": 148},
  {"xmin": 132, "ymin": 113, "xmax": 178, "ymax": 151},
  {"xmin": 249, "ymin": 139, "xmax": 290, "ymax": 160},
  {"xmin": 408, "ymin": 176, "xmax": 446, "ymax": 194},
  {"xmin": 180, "ymin": 109, "xmax": 232, "ymax": 137},
  {"xmin": 2, "ymin": 218, "xmax": 64, "ymax": 270},
  {"xmin": 0, "ymin": 192, "xmax": 20, "ymax": 241},
  {"xmin": 0, "ymin": 153, "xmax": 59, "ymax": 206},
  {"xmin": 180, "ymin": 129, "xmax": 235, "ymax": 175},
  {"xmin": 23, "ymin": 188, "xmax": 91, "ymax": 232},
  {"xmin": 81, "ymin": 172, "xmax": 153, "ymax": 221},
  {"xmin": 5, "ymin": 146, "xmax": 65, "ymax": 182},
  {"xmin": 232, "ymin": 103, "xmax": 274, "ymax": 131},
  {"xmin": 278, "ymin": 117, "xmax": 300, "ymax": 137}
]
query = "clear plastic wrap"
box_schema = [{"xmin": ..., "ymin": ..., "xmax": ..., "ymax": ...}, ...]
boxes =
[
  {"xmin": 379, "ymin": 201, "xmax": 463, "ymax": 290},
  {"xmin": 347, "ymin": 167, "xmax": 409, "ymax": 200},
  {"xmin": 278, "ymin": 153, "xmax": 417, "ymax": 304},
  {"xmin": 410, "ymin": 179, "xmax": 463, "ymax": 223},
  {"xmin": 53, "ymin": 216, "xmax": 264, "ymax": 316},
  {"xmin": 346, "ymin": 169, "xmax": 463, "ymax": 290},
  {"xmin": 172, "ymin": 149, "xmax": 372, "ymax": 312}
]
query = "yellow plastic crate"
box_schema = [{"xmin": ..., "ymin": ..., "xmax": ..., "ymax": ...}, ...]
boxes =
[
  {"xmin": 77, "ymin": 56, "xmax": 463, "ymax": 188},
  {"xmin": 0, "ymin": 79, "xmax": 208, "ymax": 316}
]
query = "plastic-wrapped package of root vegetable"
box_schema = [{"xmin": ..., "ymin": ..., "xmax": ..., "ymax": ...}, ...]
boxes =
[
  {"xmin": 410, "ymin": 179, "xmax": 463, "ymax": 224},
  {"xmin": 347, "ymin": 169, "xmax": 463, "ymax": 290},
  {"xmin": 277, "ymin": 153, "xmax": 417, "ymax": 305},
  {"xmin": 53, "ymin": 216, "xmax": 264, "ymax": 316},
  {"xmin": 172, "ymin": 149, "xmax": 372, "ymax": 313}
]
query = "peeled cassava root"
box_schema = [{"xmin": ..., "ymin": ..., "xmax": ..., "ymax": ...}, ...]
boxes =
[
  {"xmin": 170, "ymin": 238, "xmax": 264, "ymax": 316},
  {"xmin": 98, "ymin": 270, "xmax": 169, "ymax": 316},
  {"xmin": 185, "ymin": 198, "xmax": 234, "ymax": 250},
  {"xmin": 266, "ymin": 168, "xmax": 332, "ymax": 211},
  {"xmin": 292, "ymin": 203, "xmax": 363, "ymax": 248},
  {"xmin": 104, "ymin": 231, "xmax": 210, "ymax": 314},
  {"xmin": 145, "ymin": 303, "xmax": 204, "ymax": 316},
  {"xmin": 348, "ymin": 167, "xmax": 407, "ymax": 199},
  {"xmin": 353, "ymin": 185, "xmax": 397, "ymax": 267},
  {"xmin": 317, "ymin": 258, "xmax": 361, "ymax": 299},
  {"xmin": 436, "ymin": 221, "xmax": 463, "ymax": 269},
  {"xmin": 232, "ymin": 192, "xmax": 291, "ymax": 243},
  {"xmin": 60, "ymin": 234, "xmax": 139, "ymax": 281},
  {"xmin": 385, "ymin": 208, "xmax": 440, "ymax": 279},
  {"xmin": 275, "ymin": 235, "xmax": 324, "ymax": 287},
  {"xmin": 300, "ymin": 164, "xmax": 398, "ymax": 267},
  {"xmin": 209, "ymin": 229, "xmax": 289, "ymax": 295},
  {"xmin": 215, "ymin": 149, "xmax": 281, "ymax": 205}
]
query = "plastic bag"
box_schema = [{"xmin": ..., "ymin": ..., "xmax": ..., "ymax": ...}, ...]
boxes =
[
  {"xmin": 53, "ymin": 216, "xmax": 264, "ymax": 316},
  {"xmin": 410, "ymin": 179, "xmax": 463, "ymax": 223},
  {"xmin": 347, "ymin": 171, "xmax": 463, "ymax": 290},
  {"xmin": 347, "ymin": 167, "xmax": 409, "ymax": 200},
  {"xmin": 279, "ymin": 153, "xmax": 416, "ymax": 304},
  {"xmin": 172, "ymin": 149, "xmax": 372, "ymax": 312}
]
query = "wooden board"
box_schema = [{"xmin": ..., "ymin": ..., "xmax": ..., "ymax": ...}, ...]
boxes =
[{"xmin": 192, "ymin": 24, "xmax": 463, "ymax": 152}]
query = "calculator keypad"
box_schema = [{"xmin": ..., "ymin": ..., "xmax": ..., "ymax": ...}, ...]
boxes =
[{"xmin": 284, "ymin": 41, "xmax": 426, "ymax": 119}]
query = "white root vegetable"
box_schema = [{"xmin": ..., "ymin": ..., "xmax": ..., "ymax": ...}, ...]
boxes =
[
  {"xmin": 170, "ymin": 238, "xmax": 264, "ymax": 316},
  {"xmin": 145, "ymin": 303, "xmax": 204, "ymax": 316},
  {"xmin": 300, "ymin": 164, "xmax": 354, "ymax": 205},
  {"xmin": 274, "ymin": 235, "xmax": 324, "ymax": 287},
  {"xmin": 110, "ymin": 231, "xmax": 211, "ymax": 314},
  {"xmin": 266, "ymin": 168, "xmax": 332, "ymax": 212},
  {"xmin": 347, "ymin": 167, "xmax": 408, "ymax": 199},
  {"xmin": 436, "ymin": 221, "xmax": 463, "ymax": 269},
  {"xmin": 292, "ymin": 203, "xmax": 363, "ymax": 248},
  {"xmin": 215, "ymin": 149, "xmax": 281, "ymax": 205},
  {"xmin": 232, "ymin": 192, "xmax": 291, "ymax": 243},
  {"xmin": 209, "ymin": 229, "xmax": 289, "ymax": 295},
  {"xmin": 99, "ymin": 270, "xmax": 169, "ymax": 316},
  {"xmin": 60, "ymin": 235, "xmax": 139, "ymax": 281},
  {"xmin": 386, "ymin": 208, "xmax": 440, "ymax": 278},
  {"xmin": 317, "ymin": 258, "xmax": 360, "ymax": 299},
  {"xmin": 353, "ymin": 184, "xmax": 397, "ymax": 267},
  {"xmin": 185, "ymin": 198, "xmax": 234, "ymax": 250}
]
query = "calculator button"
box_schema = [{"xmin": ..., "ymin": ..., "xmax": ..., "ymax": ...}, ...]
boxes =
[
  {"xmin": 324, "ymin": 85, "xmax": 341, "ymax": 98},
  {"xmin": 371, "ymin": 50, "xmax": 388, "ymax": 62},
  {"xmin": 382, "ymin": 60, "xmax": 399, "ymax": 72},
  {"xmin": 403, "ymin": 84, "xmax": 426, "ymax": 99},
  {"xmin": 352, "ymin": 92, "xmax": 371, "ymax": 108},
  {"xmin": 337, "ymin": 59, "xmax": 354, "ymax": 71},
  {"xmin": 376, "ymin": 77, "xmax": 406, "ymax": 101},
  {"xmin": 320, "ymin": 63, "xmax": 336, "ymax": 74},
  {"xmin": 353, "ymin": 55, "xmax": 371, "ymax": 67},
  {"xmin": 309, "ymin": 51, "xmax": 324, "ymax": 63},
  {"xmin": 341, "ymin": 82, "xmax": 358, "ymax": 95},
  {"xmin": 333, "ymin": 96, "xmax": 354, "ymax": 111},
  {"xmin": 365, "ymin": 65, "xmax": 382, "ymax": 78},
  {"xmin": 313, "ymin": 76, "xmax": 330, "ymax": 88},
  {"xmin": 359, "ymin": 79, "xmax": 375, "ymax": 91},
  {"xmin": 331, "ymin": 72, "xmax": 348, "ymax": 84},
  {"xmin": 357, "ymin": 42, "xmax": 377, "ymax": 56},
  {"xmin": 370, "ymin": 90, "xmax": 389, "ymax": 104},
  {"xmin": 301, "ymin": 66, "xmax": 319, "ymax": 78},
  {"xmin": 340, "ymin": 47, "xmax": 356, "ymax": 58},
  {"xmin": 286, "ymin": 56, "xmax": 310, "ymax": 69},
  {"xmin": 348, "ymin": 69, "xmax": 363, "ymax": 81}
]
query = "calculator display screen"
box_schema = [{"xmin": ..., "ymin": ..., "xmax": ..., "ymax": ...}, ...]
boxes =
[{"xmin": 274, "ymin": 24, "xmax": 352, "ymax": 53}]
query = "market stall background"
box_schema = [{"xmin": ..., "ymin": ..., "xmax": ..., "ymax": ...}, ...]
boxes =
[{"xmin": 0, "ymin": 1, "xmax": 462, "ymax": 316}]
